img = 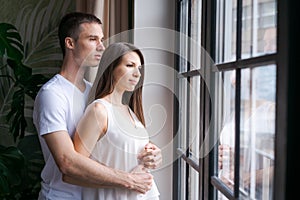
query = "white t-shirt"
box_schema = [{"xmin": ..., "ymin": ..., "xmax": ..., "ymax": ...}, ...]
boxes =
[
  {"xmin": 33, "ymin": 74, "xmax": 92, "ymax": 200},
  {"xmin": 81, "ymin": 99, "xmax": 160, "ymax": 200}
]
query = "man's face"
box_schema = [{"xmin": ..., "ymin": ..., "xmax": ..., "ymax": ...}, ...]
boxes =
[{"xmin": 73, "ymin": 22, "xmax": 105, "ymax": 68}]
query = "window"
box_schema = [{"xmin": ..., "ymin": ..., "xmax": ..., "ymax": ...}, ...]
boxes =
[
  {"xmin": 174, "ymin": 0, "xmax": 202, "ymax": 199},
  {"xmin": 174, "ymin": 0, "xmax": 277, "ymax": 199}
]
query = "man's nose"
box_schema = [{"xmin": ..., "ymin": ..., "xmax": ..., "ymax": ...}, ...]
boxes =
[{"xmin": 97, "ymin": 41, "xmax": 105, "ymax": 51}]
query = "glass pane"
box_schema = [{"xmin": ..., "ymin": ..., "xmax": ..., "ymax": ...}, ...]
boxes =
[
  {"xmin": 190, "ymin": 0, "xmax": 202, "ymax": 70},
  {"xmin": 215, "ymin": 0, "xmax": 237, "ymax": 63},
  {"xmin": 242, "ymin": 0, "xmax": 277, "ymax": 58},
  {"xmin": 241, "ymin": 0, "xmax": 252, "ymax": 58},
  {"xmin": 189, "ymin": 76, "xmax": 200, "ymax": 160},
  {"xmin": 179, "ymin": 78, "xmax": 188, "ymax": 151},
  {"xmin": 180, "ymin": 159, "xmax": 187, "ymax": 199},
  {"xmin": 259, "ymin": 27, "xmax": 276, "ymax": 54},
  {"xmin": 189, "ymin": 166, "xmax": 199, "ymax": 200},
  {"xmin": 240, "ymin": 65, "xmax": 276, "ymax": 199},
  {"xmin": 218, "ymin": 71, "xmax": 236, "ymax": 192},
  {"xmin": 179, "ymin": 0, "xmax": 189, "ymax": 73}
]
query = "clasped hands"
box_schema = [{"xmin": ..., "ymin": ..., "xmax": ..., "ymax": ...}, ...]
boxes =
[{"xmin": 130, "ymin": 142, "xmax": 162, "ymax": 193}]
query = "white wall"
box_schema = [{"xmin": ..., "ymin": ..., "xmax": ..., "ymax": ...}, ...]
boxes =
[{"xmin": 134, "ymin": 0, "xmax": 175, "ymax": 199}]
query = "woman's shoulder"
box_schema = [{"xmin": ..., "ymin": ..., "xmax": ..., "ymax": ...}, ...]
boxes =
[
  {"xmin": 92, "ymin": 98, "xmax": 111, "ymax": 106},
  {"xmin": 85, "ymin": 99, "xmax": 109, "ymax": 117}
]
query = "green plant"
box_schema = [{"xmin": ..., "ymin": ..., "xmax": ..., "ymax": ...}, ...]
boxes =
[
  {"xmin": 0, "ymin": 21, "xmax": 47, "ymax": 200},
  {"xmin": 0, "ymin": 145, "xmax": 25, "ymax": 198},
  {"xmin": 0, "ymin": 22, "xmax": 48, "ymax": 141},
  {"xmin": 0, "ymin": 136, "xmax": 44, "ymax": 199},
  {"xmin": 0, "ymin": 0, "xmax": 74, "ymax": 199},
  {"xmin": 1, "ymin": 0, "xmax": 74, "ymax": 141}
]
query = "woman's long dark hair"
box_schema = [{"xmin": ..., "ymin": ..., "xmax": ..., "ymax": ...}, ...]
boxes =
[{"xmin": 89, "ymin": 42, "xmax": 145, "ymax": 126}]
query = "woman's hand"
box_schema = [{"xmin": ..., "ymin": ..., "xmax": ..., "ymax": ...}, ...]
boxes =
[{"xmin": 137, "ymin": 142, "xmax": 162, "ymax": 170}]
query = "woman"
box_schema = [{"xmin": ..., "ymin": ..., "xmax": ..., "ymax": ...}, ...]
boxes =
[{"xmin": 73, "ymin": 42, "xmax": 160, "ymax": 200}]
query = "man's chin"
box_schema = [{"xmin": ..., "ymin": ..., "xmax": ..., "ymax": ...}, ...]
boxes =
[{"xmin": 89, "ymin": 62, "xmax": 101, "ymax": 68}]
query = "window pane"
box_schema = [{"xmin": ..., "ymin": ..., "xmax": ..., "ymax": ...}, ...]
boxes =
[
  {"xmin": 259, "ymin": 1, "xmax": 276, "ymax": 28},
  {"xmin": 259, "ymin": 27, "xmax": 276, "ymax": 54},
  {"xmin": 179, "ymin": 0, "xmax": 189, "ymax": 73},
  {"xmin": 189, "ymin": 166, "xmax": 199, "ymax": 200},
  {"xmin": 242, "ymin": 0, "xmax": 277, "ymax": 58},
  {"xmin": 179, "ymin": 78, "xmax": 188, "ymax": 151},
  {"xmin": 240, "ymin": 65, "xmax": 276, "ymax": 199},
  {"xmin": 218, "ymin": 66, "xmax": 276, "ymax": 199},
  {"xmin": 190, "ymin": 0, "xmax": 202, "ymax": 70},
  {"xmin": 241, "ymin": 0, "xmax": 252, "ymax": 58},
  {"xmin": 218, "ymin": 71, "xmax": 236, "ymax": 192},
  {"xmin": 189, "ymin": 76, "xmax": 200, "ymax": 160},
  {"xmin": 179, "ymin": 159, "xmax": 187, "ymax": 199},
  {"xmin": 216, "ymin": 0, "xmax": 237, "ymax": 63}
]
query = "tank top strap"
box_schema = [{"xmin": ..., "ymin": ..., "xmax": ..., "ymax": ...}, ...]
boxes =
[
  {"xmin": 91, "ymin": 99, "xmax": 114, "ymax": 132},
  {"xmin": 93, "ymin": 98, "xmax": 112, "ymax": 109}
]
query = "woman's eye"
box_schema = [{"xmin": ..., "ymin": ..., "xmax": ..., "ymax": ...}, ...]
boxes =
[{"xmin": 126, "ymin": 64, "xmax": 134, "ymax": 67}]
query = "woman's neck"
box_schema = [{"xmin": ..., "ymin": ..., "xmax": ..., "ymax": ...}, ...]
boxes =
[{"xmin": 104, "ymin": 90, "xmax": 124, "ymax": 106}]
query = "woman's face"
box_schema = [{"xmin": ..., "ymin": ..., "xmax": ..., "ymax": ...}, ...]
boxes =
[{"xmin": 113, "ymin": 51, "xmax": 142, "ymax": 92}]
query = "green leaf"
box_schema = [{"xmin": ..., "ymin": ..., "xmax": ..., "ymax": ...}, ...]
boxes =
[
  {"xmin": 0, "ymin": 174, "xmax": 10, "ymax": 195},
  {"xmin": 6, "ymin": 59, "xmax": 31, "ymax": 81},
  {"xmin": 4, "ymin": 59, "xmax": 47, "ymax": 141},
  {"xmin": 17, "ymin": 135, "xmax": 44, "ymax": 187},
  {"xmin": 0, "ymin": 23, "xmax": 24, "ymax": 61},
  {"xmin": 0, "ymin": 146, "xmax": 25, "ymax": 166},
  {"xmin": 0, "ymin": 145, "xmax": 25, "ymax": 196},
  {"xmin": 24, "ymin": 74, "xmax": 48, "ymax": 99}
]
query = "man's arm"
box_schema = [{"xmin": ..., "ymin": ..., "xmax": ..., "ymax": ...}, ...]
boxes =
[{"xmin": 43, "ymin": 131, "xmax": 153, "ymax": 194}]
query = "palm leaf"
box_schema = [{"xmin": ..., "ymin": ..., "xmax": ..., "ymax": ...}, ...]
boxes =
[
  {"xmin": 0, "ymin": 0, "xmax": 75, "ymax": 198},
  {"xmin": 0, "ymin": 23, "xmax": 23, "ymax": 61},
  {"xmin": 17, "ymin": 135, "xmax": 44, "ymax": 193},
  {"xmin": 1, "ymin": 0, "xmax": 73, "ymax": 141},
  {"xmin": 0, "ymin": 23, "xmax": 24, "ymax": 139},
  {"xmin": 0, "ymin": 145, "xmax": 25, "ymax": 196},
  {"xmin": 0, "ymin": 62, "xmax": 14, "ymax": 112},
  {"xmin": 17, "ymin": 0, "xmax": 72, "ymax": 73}
]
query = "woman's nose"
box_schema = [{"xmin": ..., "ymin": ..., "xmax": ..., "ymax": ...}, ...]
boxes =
[{"xmin": 133, "ymin": 67, "xmax": 141, "ymax": 77}]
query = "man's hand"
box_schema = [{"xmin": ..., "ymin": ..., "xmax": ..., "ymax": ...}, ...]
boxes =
[
  {"xmin": 137, "ymin": 142, "xmax": 162, "ymax": 170},
  {"xmin": 129, "ymin": 165, "xmax": 153, "ymax": 194}
]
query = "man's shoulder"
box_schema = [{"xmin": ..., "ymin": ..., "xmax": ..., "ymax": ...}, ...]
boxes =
[
  {"xmin": 41, "ymin": 74, "xmax": 61, "ymax": 89},
  {"xmin": 40, "ymin": 74, "xmax": 74, "ymax": 94},
  {"xmin": 36, "ymin": 74, "xmax": 68, "ymax": 99}
]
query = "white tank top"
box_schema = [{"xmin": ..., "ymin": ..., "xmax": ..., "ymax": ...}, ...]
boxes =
[{"xmin": 82, "ymin": 99, "xmax": 160, "ymax": 200}]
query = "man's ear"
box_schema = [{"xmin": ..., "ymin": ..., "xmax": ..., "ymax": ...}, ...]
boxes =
[{"xmin": 65, "ymin": 37, "xmax": 75, "ymax": 49}]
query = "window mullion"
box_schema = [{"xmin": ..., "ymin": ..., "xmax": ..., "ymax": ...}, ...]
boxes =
[{"xmin": 234, "ymin": 0, "xmax": 243, "ymax": 198}]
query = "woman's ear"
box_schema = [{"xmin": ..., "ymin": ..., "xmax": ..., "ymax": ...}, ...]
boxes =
[{"xmin": 65, "ymin": 37, "xmax": 75, "ymax": 50}]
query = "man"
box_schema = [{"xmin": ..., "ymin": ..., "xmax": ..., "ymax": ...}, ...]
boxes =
[{"xmin": 33, "ymin": 12, "xmax": 162, "ymax": 200}]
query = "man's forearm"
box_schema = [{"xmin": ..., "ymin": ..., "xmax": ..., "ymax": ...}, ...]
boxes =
[
  {"xmin": 61, "ymin": 151, "xmax": 132, "ymax": 188},
  {"xmin": 60, "ymin": 151, "xmax": 152, "ymax": 194}
]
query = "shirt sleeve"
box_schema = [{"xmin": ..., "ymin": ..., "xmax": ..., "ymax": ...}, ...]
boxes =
[{"xmin": 33, "ymin": 87, "xmax": 68, "ymax": 136}]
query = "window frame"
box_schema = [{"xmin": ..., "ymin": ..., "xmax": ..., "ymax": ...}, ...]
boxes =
[{"xmin": 172, "ymin": 0, "xmax": 291, "ymax": 199}]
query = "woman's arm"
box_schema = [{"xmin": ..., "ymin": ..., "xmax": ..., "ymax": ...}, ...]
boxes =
[
  {"xmin": 60, "ymin": 102, "xmax": 153, "ymax": 193},
  {"xmin": 73, "ymin": 102, "xmax": 107, "ymax": 157}
]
